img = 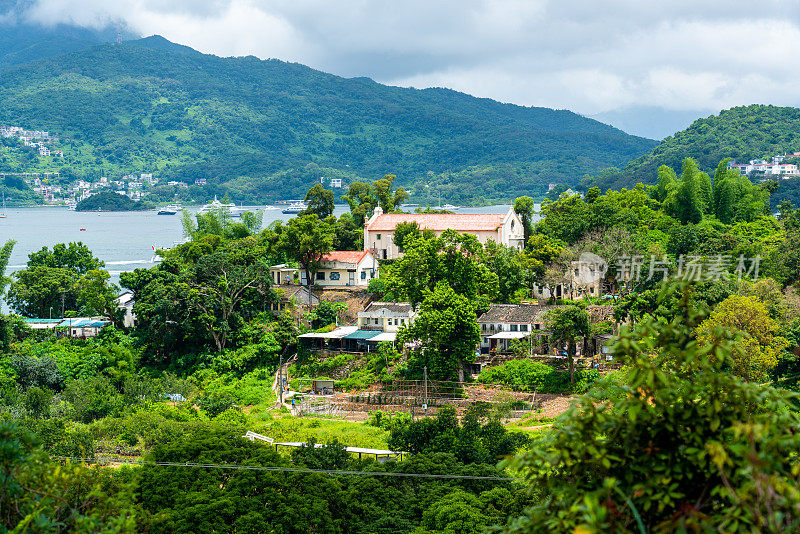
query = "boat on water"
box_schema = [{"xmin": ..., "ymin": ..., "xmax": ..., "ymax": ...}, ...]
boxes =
[
  {"xmin": 263, "ymin": 205, "xmax": 279, "ymax": 211},
  {"xmin": 281, "ymin": 201, "xmax": 307, "ymax": 214},
  {"xmin": 157, "ymin": 204, "xmax": 181, "ymax": 215},
  {"xmin": 199, "ymin": 196, "xmax": 244, "ymax": 217},
  {"xmin": 0, "ymin": 189, "xmax": 6, "ymax": 219},
  {"xmin": 430, "ymin": 204, "xmax": 460, "ymax": 211}
]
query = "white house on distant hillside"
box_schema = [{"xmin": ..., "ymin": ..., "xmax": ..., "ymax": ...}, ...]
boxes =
[{"xmin": 363, "ymin": 206, "xmax": 524, "ymax": 260}]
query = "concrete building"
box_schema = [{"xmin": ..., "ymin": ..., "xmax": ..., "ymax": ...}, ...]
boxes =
[
  {"xmin": 116, "ymin": 292, "xmax": 136, "ymax": 328},
  {"xmin": 303, "ymin": 251, "xmax": 378, "ymax": 287},
  {"xmin": 363, "ymin": 206, "xmax": 525, "ymax": 260},
  {"xmin": 356, "ymin": 302, "xmax": 417, "ymax": 333}
]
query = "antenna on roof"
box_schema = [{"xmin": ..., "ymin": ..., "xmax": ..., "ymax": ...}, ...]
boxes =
[{"xmin": 116, "ymin": 27, "xmax": 122, "ymax": 46}]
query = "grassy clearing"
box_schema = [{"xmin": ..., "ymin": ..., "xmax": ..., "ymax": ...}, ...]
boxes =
[{"xmin": 252, "ymin": 415, "xmax": 390, "ymax": 449}]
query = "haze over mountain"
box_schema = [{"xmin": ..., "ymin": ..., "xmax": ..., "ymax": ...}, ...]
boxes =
[
  {"xmin": 0, "ymin": 34, "xmax": 657, "ymax": 204},
  {"xmin": 591, "ymin": 106, "xmax": 709, "ymax": 141}
]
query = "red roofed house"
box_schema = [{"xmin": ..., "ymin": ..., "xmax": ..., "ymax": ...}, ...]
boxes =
[
  {"xmin": 363, "ymin": 206, "xmax": 525, "ymax": 260},
  {"xmin": 302, "ymin": 250, "xmax": 378, "ymax": 287}
]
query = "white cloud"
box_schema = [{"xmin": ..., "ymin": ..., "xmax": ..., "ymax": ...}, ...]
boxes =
[{"xmin": 17, "ymin": 0, "xmax": 800, "ymax": 115}]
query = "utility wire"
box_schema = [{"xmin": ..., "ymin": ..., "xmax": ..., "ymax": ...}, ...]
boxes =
[{"xmin": 50, "ymin": 456, "xmax": 522, "ymax": 482}]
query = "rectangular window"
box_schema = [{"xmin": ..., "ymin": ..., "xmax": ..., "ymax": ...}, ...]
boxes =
[
  {"xmin": 377, "ymin": 234, "xmax": 382, "ymax": 240},
  {"xmin": 317, "ymin": 271, "xmax": 325, "ymax": 280},
  {"xmin": 361, "ymin": 271, "xmax": 367, "ymax": 279},
  {"xmin": 329, "ymin": 272, "xmax": 340, "ymax": 280},
  {"xmin": 481, "ymin": 324, "xmax": 486, "ymax": 332},
  {"xmin": 510, "ymin": 324, "xmax": 518, "ymax": 332},
  {"xmin": 521, "ymin": 324, "xmax": 528, "ymax": 332},
  {"xmin": 371, "ymin": 270, "xmax": 376, "ymax": 278}
]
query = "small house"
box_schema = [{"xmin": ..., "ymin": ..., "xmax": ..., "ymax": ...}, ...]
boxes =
[{"xmin": 302, "ymin": 251, "xmax": 377, "ymax": 287}]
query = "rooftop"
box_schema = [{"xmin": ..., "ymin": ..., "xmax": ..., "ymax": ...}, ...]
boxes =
[
  {"xmin": 477, "ymin": 304, "xmax": 563, "ymax": 324},
  {"xmin": 320, "ymin": 250, "xmax": 371, "ymax": 265},
  {"xmin": 361, "ymin": 301, "xmax": 415, "ymax": 315},
  {"xmin": 366, "ymin": 212, "xmax": 507, "ymax": 232}
]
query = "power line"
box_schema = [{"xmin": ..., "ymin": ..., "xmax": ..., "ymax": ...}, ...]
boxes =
[{"xmin": 50, "ymin": 456, "xmax": 521, "ymax": 482}]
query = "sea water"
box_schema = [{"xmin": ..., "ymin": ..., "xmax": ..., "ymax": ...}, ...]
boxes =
[{"xmin": 0, "ymin": 204, "xmax": 519, "ymax": 283}]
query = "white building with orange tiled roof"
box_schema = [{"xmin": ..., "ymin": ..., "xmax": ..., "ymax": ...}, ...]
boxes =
[
  {"xmin": 363, "ymin": 206, "xmax": 525, "ymax": 260},
  {"xmin": 302, "ymin": 250, "xmax": 378, "ymax": 287}
]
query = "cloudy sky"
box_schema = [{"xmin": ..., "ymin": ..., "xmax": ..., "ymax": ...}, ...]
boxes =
[{"xmin": 12, "ymin": 0, "xmax": 800, "ymax": 137}]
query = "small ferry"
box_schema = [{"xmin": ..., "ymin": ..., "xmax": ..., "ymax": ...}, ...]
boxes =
[{"xmin": 281, "ymin": 201, "xmax": 307, "ymax": 214}]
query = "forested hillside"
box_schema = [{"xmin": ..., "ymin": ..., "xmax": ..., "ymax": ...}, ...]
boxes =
[
  {"xmin": 584, "ymin": 105, "xmax": 800, "ymax": 191},
  {"xmin": 0, "ymin": 35, "xmax": 656, "ymax": 204}
]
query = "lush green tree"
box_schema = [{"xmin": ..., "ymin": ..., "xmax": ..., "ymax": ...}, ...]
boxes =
[
  {"xmin": 545, "ymin": 305, "xmax": 590, "ymax": 382},
  {"xmin": 8, "ymin": 242, "xmax": 116, "ymax": 319},
  {"xmin": 584, "ymin": 187, "xmax": 601, "ymax": 204},
  {"xmin": 482, "ymin": 240, "xmax": 527, "ymax": 303},
  {"xmin": 0, "ymin": 422, "xmax": 135, "ymax": 532},
  {"xmin": 120, "ymin": 265, "xmax": 197, "ymax": 361},
  {"xmin": 290, "ymin": 439, "xmax": 350, "ymax": 470},
  {"xmin": 303, "ymin": 183, "xmax": 335, "ymax": 219},
  {"xmin": 332, "ymin": 212, "xmax": 362, "ymax": 251},
  {"xmin": 0, "ymin": 240, "xmax": 15, "ymax": 305},
  {"xmin": 27, "ymin": 242, "xmax": 103, "ymax": 274},
  {"xmin": 393, "ymin": 221, "xmax": 422, "ymax": 254},
  {"xmin": 534, "ymin": 194, "xmax": 591, "ymax": 244},
  {"xmin": 652, "ymin": 164, "xmax": 678, "ymax": 203},
  {"xmin": 373, "ymin": 174, "xmax": 408, "ymax": 212},
  {"xmin": 664, "ymin": 158, "xmax": 704, "ymax": 224},
  {"xmin": 513, "ymin": 196, "xmax": 536, "ymax": 243},
  {"xmin": 398, "ymin": 282, "xmax": 481, "ymax": 381},
  {"xmin": 137, "ymin": 426, "xmax": 346, "ymax": 533},
  {"xmin": 342, "ymin": 181, "xmax": 376, "ymax": 227},
  {"xmin": 696, "ymin": 295, "xmax": 783, "ymax": 382},
  {"xmin": 306, "ymin": 300, "xmax": 347, "ymax": 329},
  {"xmin": 7, "ymin": 266, "xmax": 79, "ymax": 318},
  {"xmin": 506, "ymin": 284, "xmax": 800, "ymax": 532},
  {"xmin": 388, "ymin": 405, "xmax": 528, "ymax": 464},
  {"xmin": 384, "ymin": 230, "xmax": 499, "ymax": 310},
  {"xmin": 278, "ymin": 214, "xmax": 335, "ymax": 290},
  {"xmin": 187, "ymin": 239, "xmax": 274, "ymax": 352}
]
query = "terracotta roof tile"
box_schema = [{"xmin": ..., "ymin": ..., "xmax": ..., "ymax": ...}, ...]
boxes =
[
  {"xmin": 320, "ymin": 251, "xmax": 370, "ymax": 265},
  {"xmin": 366, "ymin": 213, "xmax": 506, "ymax": 232}
]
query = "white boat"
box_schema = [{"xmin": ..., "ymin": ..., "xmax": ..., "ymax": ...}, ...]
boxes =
[
  {"xmin": 263, "ymin": 205, "xmax": 279, "ymax": 211},
  {"xmin": 199, "ymin": 196, "xmax": 243, "ymax": 217},
  {"xmin": 281, "ymin": 201, "xmax": 307, "ymax": 214},
  {"xmin": 0, "ymin": 189, "xmax": 6, "ymax": 218},
  {"xmin": 157, "ymin": 204, "xmax": 181, "ymax": 215}
]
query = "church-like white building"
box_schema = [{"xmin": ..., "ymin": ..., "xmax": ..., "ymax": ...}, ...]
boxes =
[{"xmin": 363, "ymin": 206, "xmax": 525, "ymax": 260}]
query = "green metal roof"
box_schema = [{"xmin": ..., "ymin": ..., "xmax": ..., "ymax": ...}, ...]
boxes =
[
  {"xmin": 23, "ymin": 318, "xmax": 63, "ymax": 323},
  {"xmin": 343, "ymin": 330, "xmax": 382, "ymax": 340}
]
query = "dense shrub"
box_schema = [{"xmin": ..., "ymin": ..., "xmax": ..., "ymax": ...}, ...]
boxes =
[{"xmin": 477, "ymin": 359, "xmax": 599, "ymax": 394}]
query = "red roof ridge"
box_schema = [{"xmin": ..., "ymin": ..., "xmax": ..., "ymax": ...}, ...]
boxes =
[
  {"xmin": 366, "ymin": 212, "xmax": 507, "ymax": 232},
  {"xmin": 320, "ymin": 250, "xmax": 370, "ymax": 264}
]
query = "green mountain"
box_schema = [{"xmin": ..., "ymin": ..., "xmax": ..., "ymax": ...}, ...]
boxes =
[
  {"xmin": 0, "ymin": 35, "xmax": 656, "ymax": 204},
  {"xmin": 585, "ymin": 105, "xmax": 800, "ymax": 191}
]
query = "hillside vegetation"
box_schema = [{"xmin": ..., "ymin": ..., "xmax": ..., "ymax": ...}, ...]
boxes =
[
  {"xmin": 75, "ymin": 191, "xmax": 151, "ymax": 211},
  {"xmin": 584, "ymin": 105, "xmax": 800, "ymax": 191},
  {"xmin": 0, "ymin": 35, "xmax": 656, "ymax": 204}
]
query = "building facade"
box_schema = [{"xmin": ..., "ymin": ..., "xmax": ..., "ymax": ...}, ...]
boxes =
[
  {"xmin": 363, "ymin": 206, "xmax": 525, "ymax": 260},
  {"xmin": 302, "ymin": 251, "xmax": 378, "ymax": 287}
]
